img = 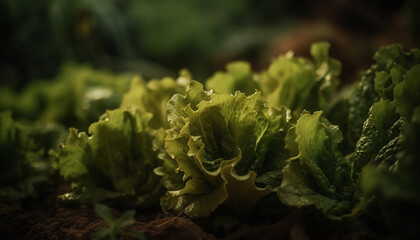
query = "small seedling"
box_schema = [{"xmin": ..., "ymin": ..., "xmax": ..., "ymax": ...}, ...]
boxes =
[{"xmin": 91, "ymin": 203, "xmax": 147, "ymax": 240}]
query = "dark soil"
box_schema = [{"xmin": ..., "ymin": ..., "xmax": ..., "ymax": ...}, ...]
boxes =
[
  {"xmin": 0, "ymin": 180, "xmax": 399, "ymax": 240},
  {"xmin": 0, "ymin": 200, "xmax": 399, "ymax": 240}
]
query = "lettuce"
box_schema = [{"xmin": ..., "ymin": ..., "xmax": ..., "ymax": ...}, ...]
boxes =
[
  {"xmin": 132, "ymin": 44, "xmax": 420, "ymax": 221},
  {"xmin": 278, "ymin": 111, "xmax": 355, "ymax": 218},
  {"xmin": 158, "ymin": 81, "xmax": 291, "ymax": 217},
  {"xmin": 393, "ymin": 64, "xmax": 420, "ymax": 119},
  {"xmin": 278, "ymin": 102, "xmax": 400, "ymax": 219},
  {"xmin": 277, "ymin": 46, "xmax": 420, "ymax": 220},
  {"xmin": 3, "ymin": 42, "xmax": 420, "ymax": 234},
  {"xmin": 204, "ymin": 42, "xmax": 340, "ymax": 119},
  {"xmin": 360, "ymin": 66, "xmax": 420, "ymax": 237},
  {"xmin": 55, "ymin": 69, "xmax": 191, "ymax": 208},
  {"xmin": 348, "ymin": 45, "xmax": 420, "ymax": 146},
  {"xmin": 0, "ymin": 64, "xmax": 133, "ymax": 129},
  {"xmin": 360, "ymin": 107, "xmax": 420, "ymax": 238},
  {"xmin": 120, "ymin": 70, "xmax": 190, "ymax": 129},
  {"xmin": 56, "ymin": 108, "xmax": 163, "ymax": 209},
  {"xmin": 206, "ymin": 61, "xmax": 259, "ymax": 96},
  {"xmin": 259, "ymin": 42, "xmax": 340, "ymax": 117},
  {"xmin": 0, "ymin": 111, "xmax": 66, "ymax": 201}
]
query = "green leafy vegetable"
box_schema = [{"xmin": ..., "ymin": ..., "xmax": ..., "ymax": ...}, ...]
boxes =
[
  {"xmin": 206, "ymin": 61, "xmax": 259, "ymax": 95},
  {"xmin": 278, "ymin": 45, "xmax": 420, "ymax": 220},
  {"xmin": 358, "ymin": 63, "xmax": 420, "ymax": 237},
  {"xmin": 278, "ymin": 111, "xmax": 355, "ymax": 218},
  {"xmin": 0, "ymin": 64, "xmax": 133, "ymax": 129},
  {"xmin": 2, "ymin": 41, "xmax": 420, "ymax": 238},
  {"xmin": 158, "ymin": 81, "xmax": 291, "ymax": 218},
  {"xmin": 393, "ymin": 64, "xmax": 420, "ymax": 119},
  {"xmin": 361, "ymin": 106, "xmax": 420, "ymax": 238},
  {"xmin": 56, "ymin": 108, "xmax": 163, "ymax": 208},
  {"xmin": 278, "ymin": 96, "xmax": 404, "ymax": 219},
  {"xmin": 121, "ymin": 70, "xmax": 190, "ymax": 129},
  {"xmin": 351, "ymin": 100, "xmax": 400, "ymax": 176},
  {"xmin": 258, "ymin": 42, "xmax": 340, "ymax": 117},
  {"xmin": 348, "ymin": 45, "xmax": 420, "ymax": 146},
  {"xmin": 0, "ymin": 111, "xmax": 66, "ymax": 201}
]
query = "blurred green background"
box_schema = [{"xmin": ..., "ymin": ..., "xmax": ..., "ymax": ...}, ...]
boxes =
[{"xmin": 1, "ymin": 0, "xmax": 419, "ymax": 88}]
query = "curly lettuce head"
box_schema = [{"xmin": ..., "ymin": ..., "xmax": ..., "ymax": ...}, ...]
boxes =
[
  {"xmin": 56, "ymin": 107, "xmax": 163, "ymax": 209},
  {"xmin": 157, "ymin": 81, "xmax": 291, "ymax": 218}
]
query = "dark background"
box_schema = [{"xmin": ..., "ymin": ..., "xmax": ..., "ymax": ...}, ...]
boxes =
[{"xmin": 1, "ymin": 0, "xmax": 419, "ymax": 88}]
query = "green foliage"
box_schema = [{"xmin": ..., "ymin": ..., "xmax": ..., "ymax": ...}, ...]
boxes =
[
  {"xmin": 0, "ymin": 64, "xmax": 133, "ymax": 129},
  {"xmin": 277, "ymin": 46, "xmax": 420, "ymax": 220},
  {"xmin": 351, "ymin": 100, "xmax": 400, "ymax": 175},
  {"xmin": 259, "ymin": 42, "xmax": 340, "ymax": 118},
  {"xmin": 91, "ymin": 203, "xmax": 146, "ymax": 240},
  {"xmin": 53, "ymin": 67, "xmax": 191, "ymax": 209},
  {"xmin": 358, "ymin": 63, "xmax": 420, "ymax": 237},
  {"xmin": 347, "ymin": 44, "xmax": 420, "ymax": 146},
  {"xmin": 56, "ymin": 108, "xmax": 163, "ymax": 208},
  {"xmin": 2, "ymin": 41, "xmax": 420, "ymax": 237},
  {"xmin": 158, "ymin": 81, "xmax": 291, "ymax": 217},
  {"xmin": 0, "ymin": 111, "xmax": 66, "ymax": 201},
  {"xmin": 0, "ymin": 111, "xmax": 27, "ymax": 184},
  {"xmin": 206, "ymin": 61, "xmax": 259, "ymax": 95},
  {"xmin": 120, "ymin": 70, "xmax": 190, "ymax": 129},
  {"xmin": 204, "ymin": 42, "xmax": 341, "ymax": 119},
  {"xmin": 278, "ymin": 111, "xmax": 355, "ymax": 218},
  {"xmin": 360, "ymin": 106, "xmax": 420, "ymax": 238},
  {"xmin": 1, "ymin": 0, "xmax": 300, "ymax": 84},
  {"xmin": 393, "ymin": 64, "xmax": 420, "ymax": 119}
]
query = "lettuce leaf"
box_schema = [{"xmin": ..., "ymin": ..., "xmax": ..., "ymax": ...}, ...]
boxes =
[
  {"xmin": 393, "ymin": 64, "xmax": 420, "ymax": 119},
  {"xmin": 159, "ymin": 81, "xmax": 291, "ymax": 217},
  {"xmin": 351, "ymin": 100, "xmax": 400, "ymax": 176},
  {"xmin": 278, "ymin": 111, "xmax": 354, "ymax": 218}
]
